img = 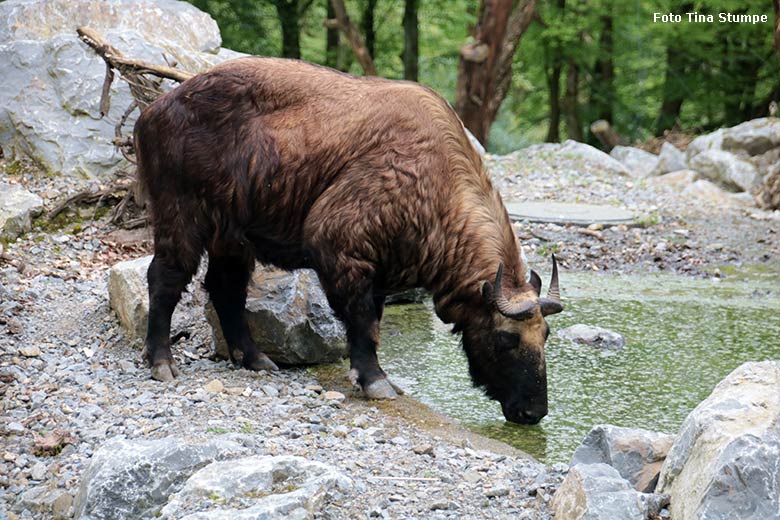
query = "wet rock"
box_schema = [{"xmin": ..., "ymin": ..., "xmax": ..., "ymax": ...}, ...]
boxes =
[
  {"xmin": 681, "ymin": 179, "xmax": 730, "ymax": 205},
  {"xmin": 689, "ymin": 149, "xmax": 759, "ymax": 192},
  {"xmin": 609, "ymin": 146, "xmax": 659, "ymax": 179},
  {"xmin": 570, "ymin": 425, "xmax": 674, "ymax": 492},
  {"xmin": 73, "ymin": 435, "xmax": 250, "ymax": 520},
  {"xmin": 657, "ymin": 361, "xmax": 780, "ymax": 520},
  {"xmin": 0, "ymin": 182, "xmax": 44, "ymax": 239},
  {"xmin": 557, "ymin": 324, "xmax": 625, "ymax": 348},
  {"xmin": 0, "ymin": 0, "xmax": 241, "ymax": 178},
  {"xmin": 652, "ymin": 143, "xmax": 687, "ymax": 176},
  {"xmin": 107, "ymin": 255, "xmax": 152, "ymax": 339},
  {"xmin": 159, "ymin": 455, "xmax": 352, "ymax": 519},
  {"xmin": 721, "ymin": 117, "xmax": 780, "ymax": 156},
  {"xmin": 206, "ymin": 267, "xmax": 347, "ymax": 365},
  {"xmin": 551, "ymin": 463, "xmax": 665, "ymax": 520},
  {"xmin": 648, "ymin": 169, "xmax": 698, "ymax": 191}
]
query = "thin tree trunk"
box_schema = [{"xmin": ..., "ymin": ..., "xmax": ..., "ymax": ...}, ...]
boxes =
[
  {"xmin": 275, "ymin": 0, "xmax": 301, "ymax": 59},
  {"xmin": 326, "ymin": 0, "xmax": 377, "ymax": 75},
  {"xmin": 546, "ymin": 56, "xmax": 562, "ymax": 142},
  {"xmin": 655, "ymin": 46, "xmax": 687, "ymax": 135},
  {"xmin": 325, "ymin": 0, "xmax": 340, "ymax": 68},
  {"xmin": 563, "ymin": 59, "xmax": 582, "ymax": 141},
  {"xmin": 362, "ymin": 0, "xmax": 378, "ymax": 59},
  {"xmin": 455, "ymin": 0, "xmax": 537, "ymax": 146},
  {"xmin": 591, "ymin": 13, "xmax": 614, "ymax": 123},
  {"xmin": 403, "ymin": 0, "xmax": 419, "ymax": 81}
]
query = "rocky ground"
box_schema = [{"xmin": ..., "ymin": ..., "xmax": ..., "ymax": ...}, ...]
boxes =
[{"xmin": 1, "ymin": 147, "xmax": 779, "ymax": 519}]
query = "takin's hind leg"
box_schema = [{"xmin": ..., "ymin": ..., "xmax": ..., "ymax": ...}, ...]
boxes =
[
  {"xmin": 204, "ymin": 252, "xmax": 278, "ymax": 372},
  {"xmin": 144, "ymin": 251, "xmax": 200, "ymax": 382}
]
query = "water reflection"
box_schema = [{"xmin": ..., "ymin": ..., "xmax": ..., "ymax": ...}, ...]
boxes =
[{"xmin": 378, "ymin": 271, "xmax": 780, "ymax": 463}]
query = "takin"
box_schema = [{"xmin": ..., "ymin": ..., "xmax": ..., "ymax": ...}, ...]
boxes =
[{"xmin": 133, "ymin": 57, "xmax": 563, "ymax": 425}]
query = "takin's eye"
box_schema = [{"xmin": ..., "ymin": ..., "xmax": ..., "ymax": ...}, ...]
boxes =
[{"xmin": 495, "ymin": 331, "xmax": 520, "ymax": 352}]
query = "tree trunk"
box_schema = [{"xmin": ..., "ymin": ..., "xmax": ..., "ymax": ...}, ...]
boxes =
[
  {"xmin": 362, "ymin": 0, "xmax": 378, "ymax": 59},
  {"xmin": 327, "ymin": 0, "xmax": 377, "ymax": 75},
  {"xmin": 275, "ymin": 0, "xmax": 301, "ymax": 59},
  {"xmin": 545, "ymin": 56, "xmax": 562, "ymax": 142},
  {"xmin": 325, "ymin": 0, "xmax": 340, "ymax": 68},
  {"xmin": 590, "ymin": 12, "xmax": 614, "ymax": 123},
  {"xmin": 655, "ymin": 46, "xmax": 687, "ymax": 135},
  {"xmin": 455, "ymin": 0, "xmax": 537, "ymax": 146},
  {"xmin": 403, "ymin": 0, "xmax": 419, "ymax": 81},
  {"xmin": 563, "ymin": 59, "xmax": 582, "ymax": 141}
]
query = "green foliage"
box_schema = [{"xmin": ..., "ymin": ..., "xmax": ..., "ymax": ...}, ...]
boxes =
[{"xmin": 187, "ymin": 0, "xmax": 779, "ymax": 152}]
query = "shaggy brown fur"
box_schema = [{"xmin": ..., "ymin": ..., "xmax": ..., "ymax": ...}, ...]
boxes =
[{"xmin": 134, "ymin": 57, "xmax": 555, "ymax": 423}]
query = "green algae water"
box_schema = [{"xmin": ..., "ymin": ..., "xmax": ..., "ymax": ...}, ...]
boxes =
[{"xmin": 378, "ymin": 269, "xmax": 780, "ymax": 464}]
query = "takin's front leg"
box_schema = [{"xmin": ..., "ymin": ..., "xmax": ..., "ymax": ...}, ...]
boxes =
[
  {"xmin": 204, "ymin": 252, "xmax": 278, "ymax": 372},
  {"xmin": 340, "ymin": 292, "xmax": 403, "ymax": 400}
]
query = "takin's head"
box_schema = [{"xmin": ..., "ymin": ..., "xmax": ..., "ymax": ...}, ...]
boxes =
[{"xmin": 461, "ymin": 255, "xmax": 563, "ymax": 425}]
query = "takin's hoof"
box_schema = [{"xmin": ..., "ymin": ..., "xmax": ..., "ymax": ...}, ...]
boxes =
[
  {"xmin": 245, "ymin": 353, "xmax": 279, "ymax": 372},
  {"xmin": 349, "ymin": 369, "xmax": 403, "ymax": 400},
  {"xmin": 151, "ymin": 361, "xmax": 179, "ymax": 382}
]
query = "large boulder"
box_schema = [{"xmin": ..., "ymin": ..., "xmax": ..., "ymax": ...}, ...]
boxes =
[
  {"xmin": 206, "ymin": 267, "xmax": 347, "ymax": 365},
  {"xmin": 0, "ymin": 0, "xmax": 245, "ymax": 179},
  {"xmin": 551, "ymin": 463, "xmax": 667, "ymax": 520},
  {"xmin": 657, "ymin": 361, "xmax": 780, "ymax": 520},
  {"xmin": 0, "ymin": 182, "xmax": 44, "ymax": 239},
  {"xmin": 721, "ymin": 117, "xmax": 780, "ymax": 156},
  {"xmin": 609, "ymin": 146, "xmax": 659, "ymax": 179},
  {"xmin": 73, "ymin": 436, "xmax": 251, "ymax": 520},
  {"xmin": 160, "ymin": 455, "xmax": 353, "ymax": 519},
  {"xmin": 651, "ymin": 142, "xmax": 686, "ymax": 176},
  {"xmin": 688, "ymin": 150, "xmax": 759, "ymax": 192},
  {"xmin": 681, "ymin": 179, "xmax": 730, "ymax": 205},
  {"xmin": 686, "ymin": 129, "xmax": 724, "ymax": 163},
  {"xmin": 647, "ymin": 169, "xmax": 698, "ymax": 192},
  {"xmin": 570, "ymin": 425, "xmax": 675, "ymax": 492},
  {"xmin": 755, "ymin": 163, "xmax": 780, "ymax": 210}
]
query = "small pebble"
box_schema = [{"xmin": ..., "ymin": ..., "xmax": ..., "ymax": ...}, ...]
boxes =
[{"xmin": 203, "ymin": 379, "xmax": 224, "ymax": 393}]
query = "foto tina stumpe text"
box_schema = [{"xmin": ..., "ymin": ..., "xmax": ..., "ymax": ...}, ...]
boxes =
[{"xmin": 653, "ymin": 12, "xmax": 769, "ymax": 24}]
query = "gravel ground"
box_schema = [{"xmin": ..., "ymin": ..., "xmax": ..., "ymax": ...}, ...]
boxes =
[{"xmin": 1, "ymin": 149, "xmax": 778, "ymax": 519}]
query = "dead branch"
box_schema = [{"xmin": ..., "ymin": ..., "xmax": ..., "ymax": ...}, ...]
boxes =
[{"xmin": 326, "ymin": 0, "xmax": 377, "ymax": 75}]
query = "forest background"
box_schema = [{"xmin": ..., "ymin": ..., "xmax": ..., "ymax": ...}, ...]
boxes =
[{"xmin": 186, "ymin": 0, "xmax": 780, "ymax": 154}]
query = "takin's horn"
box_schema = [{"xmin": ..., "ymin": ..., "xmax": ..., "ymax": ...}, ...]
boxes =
[
  {"xmin": 492, "ymin": 263, "xmax": 537, "ymax": 320},
  {"xmin": 539, "ymin": 254, "xmax": 563, "ymax": 316}
]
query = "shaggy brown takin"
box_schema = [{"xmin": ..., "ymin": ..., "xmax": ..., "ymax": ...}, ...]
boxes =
[{"xmin": 133, "ymin": 57, "xmax": 563, "ymax": 424}]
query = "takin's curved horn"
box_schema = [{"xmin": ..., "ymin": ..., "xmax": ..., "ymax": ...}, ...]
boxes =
[
  {"xmin": 493, "ymin": 263, "xmax": 537, "ymax": 320},
  {"xmin": 539, "ymin": 254, "xmax": 564, "ymax": 316}
]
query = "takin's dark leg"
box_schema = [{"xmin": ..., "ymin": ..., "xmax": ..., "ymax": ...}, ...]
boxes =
[
  {"xmin": 204, "ymin": 252, "xmax": 278, "ymax": 372},
  {"xmin": 144, "ymin": 250, "xmax": 200, "ymax": 382}
]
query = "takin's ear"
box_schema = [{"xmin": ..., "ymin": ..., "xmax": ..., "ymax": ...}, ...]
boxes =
[{"xmin": 529, "ymin": 270, "xmax": 542, "ymax": 296}]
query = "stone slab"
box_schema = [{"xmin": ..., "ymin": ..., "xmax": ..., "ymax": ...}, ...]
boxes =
[{"xmin": 505, "ymin": 202, "xmax": 637, "ymax": 226}]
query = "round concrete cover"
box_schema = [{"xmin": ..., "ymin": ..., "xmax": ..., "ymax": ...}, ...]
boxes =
[{"xmin": 505, "ymin": 201, "xmax": 637, "ymax": 226}]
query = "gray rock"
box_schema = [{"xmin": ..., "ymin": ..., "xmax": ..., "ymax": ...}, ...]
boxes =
[
  {"xmin": 647, "ymin": 169, "xmax": 698, "ymax": 192},
  {"xmin": 652, "ymin": 142, "xmax": 686, "ymax": 176},
  {"xmin": 657, "ymin": 361, "xmax": 780, "ymax": 520},
  {"xmin": 557, "ymin": 324, "xmax": 625, "ymax": 348},
  {"xmin": 206, "ymin": 267, "xmax": 347, "ymax": 365},
  {"xmin": 16, "ymin": 485, "xmax": 72, "ymax": 519},
  {"xmin": 681, "ymin": 179, "xmax": 731, "ymax": 205},
  {"xmin": 689, "ymin": 149, "xmax": 760, "ymax": 192},
  {"xmin": 73, "ymin": 435, "xmax": 250, "ymax": 520},
  {"xmin": 107, "ymin": 255, "xmax": 152, "ymax": 339},
  {"xmin": 571, "ymin": 425, "xmax": 674, "ymax": 492},
  {"xmin": 721, "ymin": 117, "xmax": 780, "ymax": 156},
  {"xmin": 0, "ymin": 0, "xmax": 246, "ymax": 178},
  {"xmin": 159, "ymin": 455, "xmax": 352, "ymax": 519},
  {"xmin": 609, "ymin": 146, "xmax": 659, "ymax": 179},
  {"xmin": 559, "ymin": 140, "xmax": 631, "ymax": 177},
  {"xmin": 551, "ymin": 463, "xmax": 665, "ymax": 520},
  {"xmin": 496, "ymin": 140, "xmax": 629, "ymax": 181},
  {"xmin": 686, "ymin": 129, "xmax": 724, "ymax": 163},
  {"xmin": 0, "ymin": 182, "xmax": 44, "ymax": 239}
]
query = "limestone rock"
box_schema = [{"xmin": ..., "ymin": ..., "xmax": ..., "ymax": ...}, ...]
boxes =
[
  {"xmin": 0, "ymin": 182, "xmax": 44, "ymax": 239},
  {"xmin": 16, "ymin": 485, "xmax": 73, "ymax": 519},
  {"xmin": 570, "ymin": 425, "xmax": 674, "ymax": 492},
  {"xmin": 159, "ymin": 455, "xmax": 353, "ymax": 519},
  {"xmin": 206, "ymin": 267, "xmax": 347, "ymax": 365},
  {"xmin": 107, "ymin": 255, "xmax": 152, "ymax": 339},
  {"xmin": 689, "ymin": 149, "xmax": 759, "ymax": 192},
  {"xmin": 686, "ymin": 129, "xmax": 724, "ymax": 163},
  {"xmin": 558, "ymin": 140, "xmax": 631, "ymax": 177},
  {"xmin": 721, "ymin": 117, "xmax": 780, "ymax": 156},
  {"xmin": 551, "ymin": 463, "xmax": 667, "ymax": 520},
  {"xmin": 73, "ymin": 436, "xmax": 251, "ymax": 520},
  {"xmin": 652, "ymin": 142, "xmax": 686, "ymax": 176},
  {"xmin": 0, "ymin": 0, "xmax": 246, "ymax": 178},
  {"xmin": 681, "ymin": 179, "xmax": 729, "ymax": 205},
  {"xmin": 657, "ymin": 361, "xmax": 780, "ymax": 520},
  {"xmin": 647, "ymin": 169, "xmax": 698, "ymax": 192},
  {"xmin": 609, "ymin": 146, "xmax": 659, "ymax": 179},
  {"xmin": 557, "ymin": 324, "xmax": 625, "ymax": 348}
]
